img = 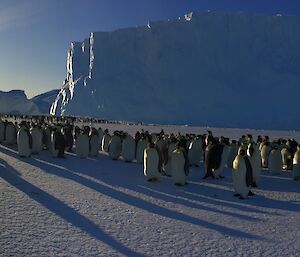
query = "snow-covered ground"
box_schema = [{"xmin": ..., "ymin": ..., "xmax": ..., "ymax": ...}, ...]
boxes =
[{"xmin": 1, "ymin": 125, "xmax": 299, "ymax": 256}]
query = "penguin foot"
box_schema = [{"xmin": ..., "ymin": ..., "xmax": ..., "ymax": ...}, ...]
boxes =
[
  {"xmin": 195, "ymin": 164, "xmax": 199, "ymax": 167},
  {"xmin": 293, "ymin": 178, "xmax": 299, "ymax": 180},
  {"xmin": 252, "ymin": 182, "xmax": 257, "ymax": 188},
  {"xmin": 185, "ymin": 182, "xmax": 189, "ymax": 185},
  {"xmin": 239, "ymin": 196, "xmax": 246, "ymax": 200},
  {"xmin": 148, "ymin": 178, "xmax": 158, "ymax": 182},
  {"xmin": 234, "ymin": 193, "xmax": 240, "ymax": 197},
  {"xmin": 218, "ymin": 175, "xmax": 225, "ymax": 179},
  {"xmin": 248, "ymin": 191, "xmax": 255, "ymax": 196},
  {"xmin": 202, "ymin": 174, "xmax": 213, "ymax": 179},
  {"xmin": 174, "ymin": 183, "xmax": 183, "ymax": 186}
]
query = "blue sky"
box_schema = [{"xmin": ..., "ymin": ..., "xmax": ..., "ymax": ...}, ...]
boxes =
[{"xmin": 0, "ymin": 0, "xmax": 300, "ymax": 98}]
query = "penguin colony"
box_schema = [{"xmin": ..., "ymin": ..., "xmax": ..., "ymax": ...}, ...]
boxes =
[{"xmin": 0, "ymin": 114, "xmax": 299, "ymax": 200}]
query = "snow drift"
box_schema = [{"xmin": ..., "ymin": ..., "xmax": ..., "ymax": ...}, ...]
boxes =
[{"xmin": 51, "ymin": 11, "xmax": 300, "ymax": 130}]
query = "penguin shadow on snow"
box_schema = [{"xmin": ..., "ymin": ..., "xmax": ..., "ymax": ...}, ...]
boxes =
[
  {"xmin": 0, "ymin": 146, "xmax": 264, "ymax": 240},
  {"xmin": 0, "ymin": 153, "xmax": 146, "ymax": 257},
  {"xmin": 257, "ymin": 170, "xmax": 299, "ymax": 193},
  {"xmin": 186, "ymin": 168, "xmax": 300, "ymax": 213}
]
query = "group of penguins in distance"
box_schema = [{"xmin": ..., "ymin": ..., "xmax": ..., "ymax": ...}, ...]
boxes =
[{"xmin": 1, "ymin": 116, "xmax": 300, "ymax": 200}]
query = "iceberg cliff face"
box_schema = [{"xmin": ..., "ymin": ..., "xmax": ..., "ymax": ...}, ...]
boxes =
[
  {"xmin": 51, "ymin": 12, "xmax": 300, "ymax": 130},
  {"xmin": 31, "ymin": 89, "xmax": 60, "ymax": 114}
]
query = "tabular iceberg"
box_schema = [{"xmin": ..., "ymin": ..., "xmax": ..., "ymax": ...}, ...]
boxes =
[{"xmin": 51, "ymin": 11, "xmax": 300, "ymax": 130}]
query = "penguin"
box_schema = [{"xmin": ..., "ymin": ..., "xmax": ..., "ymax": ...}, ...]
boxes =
[
  {"xmin": 171, "ymin": 144, "xmax": 189, "ymax": 186},
  {"xmin": 268, "ymin": 144, "xmax": 282, "ymax": 175},
  {"xmin": 203, "ymin": 138, "xmax": 224, "ymax": 179},
  {"xmin": 213, "ymin": 138, "xmax": 230, "ymax": 179},
  {"xmin": 155, "ymin": 136, "xmax": 168, "ymax": 167},
  {"xmin": 237, "ymin": 139, "xmax": 248, "ymax": 154},
  {"xmin": 204, "ymin": 134, "xmax": 214, "ymax": 161},
  {"xmin": 143, "ymin": 142, "xmax": 162, "ymax": 181},
  {"xmin": 89, "ymin": 128, "xmax": 100, "ymax": 156},
  {"xmin": 188, "ymin": 136, "xmax": 203, "ymax": 167},
  {"xmin": 5, "ymin": 122, "xmax": 17, "ymax": 145},
  {"xmin": 136, "ymin": 136, "xmax": 149, "ymax": 163},
  {"xmin": 281, "ymin": 141, "xmax": 292, "ymax": 171},
  {"xmin": 55, "ymin": 127, "xmax": 66, "ymax": 158},
  {"xmin": 121, "ymin": 133, "xmax": 136, "ymax": 162},
  {"xmin": 164, "ymin": 137, "xmax": 177, "ymax": 176},
  {"xmin": 226, "ymin": 140, "xmax": 238, "ymax": 168},
  {"xmin": 30, "ymin": 125, "xmax": 43, "ymax": 154},
  {"xmin": 76, "ymin": 130, "xmax": 89, "ymax": 158},
  {"xmin": 43, "ymin": 125, "xmax": 52, "ymax": 150},
  {"xmin": 101, "ymin": 130, "xmax": 111, "ymax": 152},
  {"xmin": 17, "ymin": 126, "xmax": 32, "ymax": 157},
  {"xmin": 292, "ymin": 145, "xmax": 300, "ymax": 180},
  {"xmin": 260, "ymin": 141, "xmax": 271, "ymax": 168},
  {"xmin": 150, "ymin": 133, "xmax": 158, "ymax": 143},
  {"xmin": 108, "ymin": 132, "xmax": 122, "ymax": 160},
  {"xmin": 247, "ymin": 142, "xmax": 261, "ymax": 187},
  {"xmin": 50, "ymin": 129, "xmax": 59, "ymax": 157},
  {"xmin": 0, "ymin": 119, "xmax": 5, "ymax": 143},
  {"xmin": 98, "ymin": 127, "xmax": 104, "ymax": 146},
  {"xmin": 63, "ymin": 125, "xmax": 74, "ymax": 152},
  {"xmin": 232, "ymin": 149, "xmax": 251, "ymax": 199}
]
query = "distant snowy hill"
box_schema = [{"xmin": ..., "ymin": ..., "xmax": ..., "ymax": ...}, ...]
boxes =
[
  {"xmin": 51, "ymin": 11, "xmax": 300, "ymax": 130},
  {"xmin": 31, "ymin": 89, "xmax": 60, "ymax": 114},
  {"xmin": 0, "ymin": 90, "xmax": 40, "ymax": 115}
]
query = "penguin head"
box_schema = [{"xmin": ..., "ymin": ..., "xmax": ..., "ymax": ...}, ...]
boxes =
[
  {"xmin": 149, "ymin": 142, "xmax": 155, "ymax": 148},
  {"xmin": 238, "ymin": 149, "xmax": 246, "ymax": 156}
]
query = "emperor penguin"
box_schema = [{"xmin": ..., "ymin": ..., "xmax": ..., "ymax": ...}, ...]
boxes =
[
  {"xmin": 232, "ymin": 149, "xmax": 251, "ymax": 199},
  {"xmin": 172, "ymin": 144, "xmax": 189, "ymax": 186},
  {"xmin": 50, "ymin": 129, "xmax": 59, "ymax": 157},
  {"xmin": 143, "ymin": 142, "xmax": 162, "ymax": 181},
  {"xmin": 203, "ymin": 138, "xmax": 224, "ymax": 179},
  {"xmin": 98, "ymin": 127, "xmax": 104, "ymax": 146},
  {"xmin": 204, "ymin": 134, "xmax": 214, "ymax": 161},
  {"xmin": 63, "ymin": 125, "xmax": 74, "ymax": 152},
  {"xmin": 213, "ymin": 138, "xmax": 230, "ymax": 179},
  {"xmin": 150, "ymin": 133, "xmax": 158, "ymax": 143},
  {"xmin": 0, "ymin": 119, "xmax": 5, "ymax": 143},
  {"xmin": 108, "ymin": 132, "xmax": 122, "ymax": 160},
  {"xmin": 5, "ymin": 122, "xmax": 17, "ymax": 145},
  {"xmin": 17, "ymin": 126, "xmax": 32, "ymax": 157},
  {"xmin": 247, "ymin": 142, "xmax": 261, "ymax": 187},
  {"xmin": 30, "ymin": 125, "xmax": 43, "ymax": 154},
  {"xmin": 101, "ymin": 130, "xmax": 111, "ymax": 152},
  {"xmin": 164, "ymin": 137, "xmax": 177, "ymax": 176},
  {"xmin": 76, "ymin": 130, "xmax": 89, "ymax": 158},
  {"xmin": 155, "ymin": 136, "xmax": 168, "ymax": 167},
  {"xmin": 136, "ymin": 135, "xmax": 149, "ymax": 163},
  {"xmin": 292, "ymin": 145, "xmax": 300, "ymax": 180},
  {"xmin": 226, "ymin": 140, "xmax": 238, "ymax": 168},
  {"xmin": 89, "ymin": 128, "xmax": 100, "ymax": 156},
  {"xmin": 260, "ymin": 141, "xmax": 271, "ymax": 168},
  {"xmin": 268, "ymin": 144, "xmax": 282, "ymax": 175},
  {"xmin": 54, "ymin": 127, "xmax": 66, "ymax": 158},
  {"xmin": 281, "ymin": 141, "xmax": 292, "ymax": 171},
  {"xmin": 121, "ymin": 133, "xmax": 136, "ymax": 162},
  {"xmin": 43, "ymin": 125, "xmax": 52, "ymax": 150},
  {"xmin": 188, "ymin": 136, "xmax": 203, "ymax": 167}
]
